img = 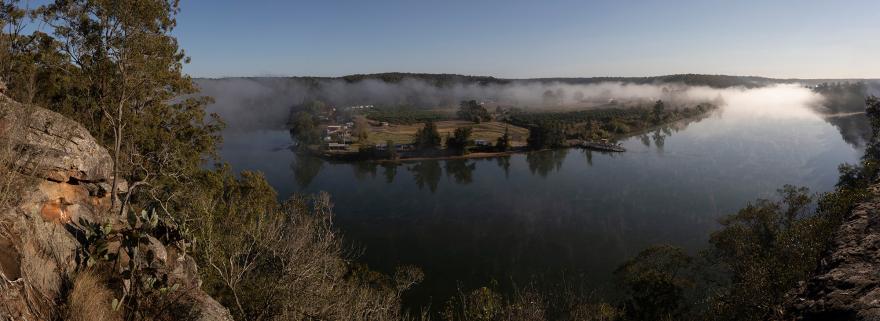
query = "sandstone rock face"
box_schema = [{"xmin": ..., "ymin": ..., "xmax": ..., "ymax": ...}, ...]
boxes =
[
  {"xmin": 788, "ymin": 185, "xmax": 880, "ymax": 320},
  {"xmin": 0, "ymin": 94, "xmax": 113, "ymax": 184},
  {"xmin": 0, "ymin": 94, "xmax": 232, "ymax": 321}
]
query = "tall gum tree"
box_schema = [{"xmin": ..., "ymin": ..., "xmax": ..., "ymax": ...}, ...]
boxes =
[{"xmin": 35, "ymin": 0, "xmax": 222, "ymax": 211}]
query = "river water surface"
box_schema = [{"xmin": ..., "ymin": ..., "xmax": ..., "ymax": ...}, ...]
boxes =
[{"xmin": 217, "ymin": 97, "xmax": 863, "ymax": 308}]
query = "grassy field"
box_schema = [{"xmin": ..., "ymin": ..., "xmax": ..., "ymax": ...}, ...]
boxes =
[{"xmin": 360, "ymin": 120, "xmax": 530, "ymax": 147}]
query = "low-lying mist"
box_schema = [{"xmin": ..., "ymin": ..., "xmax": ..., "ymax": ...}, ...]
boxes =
[{"xmin": 196, "ymin": 78, "xmax": 828, "ymax": 132}]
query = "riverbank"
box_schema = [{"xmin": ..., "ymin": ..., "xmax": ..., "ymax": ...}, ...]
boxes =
[
  {"xmin": 304, "ymin": 107, "xmax": 718, "ymax": 163},
  {"xmin": 304, "ymin": 145, "xmax": 530, "ymax": 163}
]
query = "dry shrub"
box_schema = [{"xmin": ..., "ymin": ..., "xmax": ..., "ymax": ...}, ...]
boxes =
[
  {"xmin": 187, "ymin": 168, "xmax": 421, "ymax": 321},
  {"xmin": 65, "ymin": 270, "xmax": 120, "ymax": 321}
]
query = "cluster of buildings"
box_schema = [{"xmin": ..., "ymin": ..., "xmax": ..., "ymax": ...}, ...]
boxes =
[
  {"xmin": 344, "ymin": 104, "xmax": 374, "ymax": 111},
  {"xmin": 374, "ymin": 142, "xmax": 415, "ymax": 152},
  {"xmin": 323, "ymin": 122, "xmax": 354, "ymax": 143}
]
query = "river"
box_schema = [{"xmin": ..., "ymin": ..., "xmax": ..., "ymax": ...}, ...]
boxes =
[{"xmin": 216, "ymin": 95, "xmax": 864, "ymax": 309}]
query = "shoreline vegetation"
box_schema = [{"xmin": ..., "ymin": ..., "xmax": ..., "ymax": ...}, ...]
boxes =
[{"xmin": 290, "ymin": 99, "xmax": 719, "ymax": 163}]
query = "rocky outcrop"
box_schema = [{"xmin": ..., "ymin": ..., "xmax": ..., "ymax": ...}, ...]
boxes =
[
  {"xmin": 788, "ymin": 185, "xmax": 880, "ymax": 320},
  {"xmin": 0, "ymin": 94, "xmax": 232, "ymax": 320}
]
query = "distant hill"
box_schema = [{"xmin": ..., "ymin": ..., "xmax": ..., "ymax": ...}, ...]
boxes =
[{"xmin": 199, "ymin": 72, "xmax": 879, "ymax": 89}]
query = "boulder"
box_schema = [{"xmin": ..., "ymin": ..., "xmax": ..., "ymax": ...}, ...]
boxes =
[
  {"xmin": 0, "ymin": 94, "xmax": 113, "ymax": 183},
  {"xmin": 0, "ymin": 94, "xmax": 232, "ymax": 321}
]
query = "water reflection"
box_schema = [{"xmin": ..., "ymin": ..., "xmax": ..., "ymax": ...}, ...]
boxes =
[
  {"xmin": 445, "ymin": 159, "xmax": 476, "ymax": 184},
  {"xmin": 824, "ymin": 114, "xmax": 871, "ymax": 147},
  {"xmin": 291, "ymin": 153, "xmax": 324, "ymax": 188},
  {"xmin": 652, "ymin": 129, "xmax": 666, "ymax": 151},
  {"xmin": 526, "ymin": 149, "xmax": 569, "ymax": 177},
  {"xmin": 382, "ymin": 163, "xmax": 397, "ymax": 183},
  {"xmin": 353, "ymin": 161, "xmax": 379, "ymax": 180},
  {"xmin": 409, "ymin": 160, "xmax": 442, "ymax": 192},
  {"xmin": 639, "ymin": 134, "xmax": 651, "ymax": 147},
  {"xmin": 496, "ymin": 156, "xmax": 511, "ymax": 178}
]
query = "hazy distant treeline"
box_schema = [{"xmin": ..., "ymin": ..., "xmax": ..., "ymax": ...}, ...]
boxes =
[{"xmin": 196, "ymin": 73, "xmax": 879, "ymax": 131}]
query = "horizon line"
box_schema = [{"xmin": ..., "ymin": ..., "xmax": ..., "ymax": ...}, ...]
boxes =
[{"xmin": 191, "ymin": 72, "xmax": 880, "ymax": 81}]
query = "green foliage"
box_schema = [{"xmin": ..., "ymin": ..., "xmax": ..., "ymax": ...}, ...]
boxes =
[
  {"xmin": 446, "ymin": 127, "xmax": 473, "ymax": 154},
  {"xmin": 613, "ymin": 184, "xmax": 855, "ymax": 321},
  {"xmin": 855, "ymin": 96, "xmax": 880, "ymax": 179},
  {"xmin": 2, "ymin": 0, "xmax": 223, "ymax": 222},
  {"xmin": 366, "ymin": 106, "xmax": 454, "ymax": 124},
  {"xmin": 288, "ymin": 100, "xmax": 328, "ymax": 145},
  {"xmin": 289, "ymin": 111, "xmax": 321, "ymax": 144},
  {"xmin": 457, "ymin": 100, "xmax": 491, "ymax": 123},
  {"xmin": 496, "ymin": 126, "xmax": 511, "ymax": 151},
  {"xmin": 413, "ymin": 120, "xmax": 442, "ymax": 150},
  {"xmin": 38, "ymin": 0, "xmax": 222, "ymax": 180},
  {"xmin": 508, "ymin": 103, "xmax": 715, "ymax": 143},
  {"xmin": 75, "ymin": 207, "xmax": 191, "ymax": 320},
  {"xmin": 614, "ymin": 245, "xmax": 695, "ymax": 321},
  {"xmin": 706, "ymin": 185, "xmax": 838, "ymax": 320},
  {"xmin": 527, "ymin": 123, "xmax": 566, "ymax": 149}
]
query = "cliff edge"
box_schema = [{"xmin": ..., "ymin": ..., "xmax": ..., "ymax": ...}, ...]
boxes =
[
  {"xmin": 0, "ymin": 93, "xmax": 232, "ymax": 320},
  {"xmin": 788, "ymin": 185, "xmax": 880, "ymax": 320}
]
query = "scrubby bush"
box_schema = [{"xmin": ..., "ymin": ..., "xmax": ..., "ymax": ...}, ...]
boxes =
[{"xmin": 186, "ymin": 166, "xmax": 422, "ymax": 321}]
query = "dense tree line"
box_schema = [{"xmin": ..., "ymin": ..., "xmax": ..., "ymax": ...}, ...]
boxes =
[
  {"xmin": 812, "ymin": 81, "xmax": 870, "ymax": 114},
  {"xmin": 366, "ymin": 106, "xmax": 454, "ymax": 124},
  {"xmin": 341, "ymin": 72, "xmax": 506, "ymax": 87},
  {"xmin": 339, "ymin": 72, "xmax": 789, "ymax": 89},
  {"xmin": 515, "ymin": 102, "xmax": 714, "ymax": 148},
  {"xmin": 526, "ymin": 123, "xmax": 566, "ymax": 149}
]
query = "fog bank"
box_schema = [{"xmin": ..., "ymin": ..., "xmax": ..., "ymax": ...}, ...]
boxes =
[{"xmin": 197, "ymin": 78, "xmax": 825, "ymax": 132}]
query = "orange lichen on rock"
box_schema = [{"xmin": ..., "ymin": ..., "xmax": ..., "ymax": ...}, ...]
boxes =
[{"xmin": 39, "ymin": 197, "xmax": 70, "ymax": 223}]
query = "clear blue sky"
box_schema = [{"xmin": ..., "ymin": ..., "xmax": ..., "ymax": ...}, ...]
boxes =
[{"xmin": 174, "ymin": 0, "xmax": 880, "ymax": 79}]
